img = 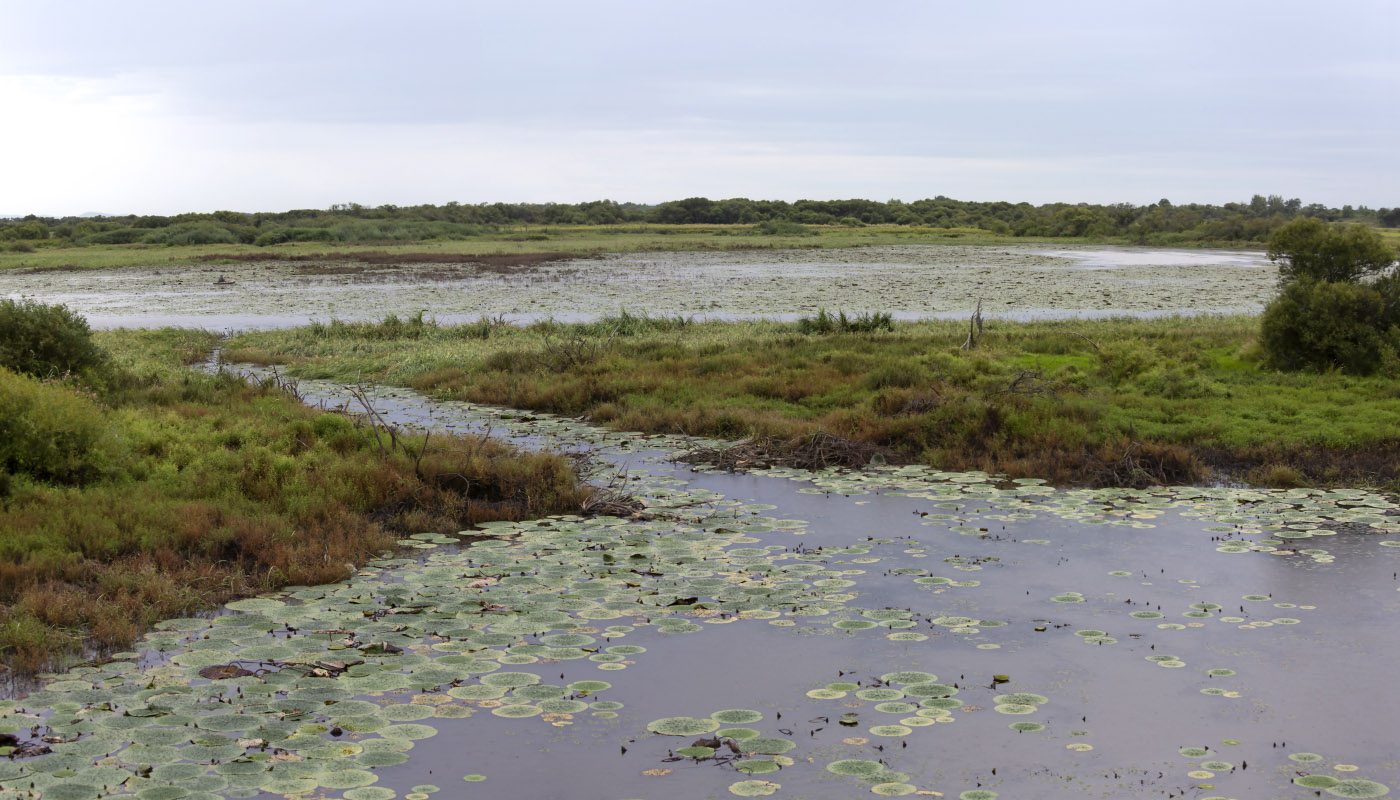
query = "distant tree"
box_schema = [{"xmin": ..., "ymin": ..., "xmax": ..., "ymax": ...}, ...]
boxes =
[
  {"xmin": 1379, "ymin": 208, "xmax": 1400, "ymax": 228},
  {"xmin": 0, "ymin": 220, "xmax": 48, "ymax": 240},
  {"xmin": 1266, "ymin": 217, "xmax": 1395, "ymax": 285}
]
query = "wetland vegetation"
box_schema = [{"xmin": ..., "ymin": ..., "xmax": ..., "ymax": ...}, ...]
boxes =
[
  {"xmin": 0, "ymin": 306, "xmax": 594, "ymax": 672},
  {"xmin": 2, "ymin": 218, "xmax": 1399, "ymax": 800},
  {"xmin": 226, "ymin": 313, "xmax": 1400, "ymax": 489}
]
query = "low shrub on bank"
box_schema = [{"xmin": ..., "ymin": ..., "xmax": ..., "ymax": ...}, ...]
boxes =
[
  {"xmin": 0, "ymin": 368, "xmax": 122, "ymax": 486},
  {"xmin": 0, "ymin": 298, "xmax": 107, "ymax": 377},
  {"xmin": 0, "ymin": 324, "xmax": 593, "ymax": 673},
  {"xmin": 1260, "ymin": 279, "xmax": 1400, "ymax": 375}
]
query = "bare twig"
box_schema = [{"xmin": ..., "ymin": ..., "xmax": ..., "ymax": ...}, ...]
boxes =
[
  {"xmin": 531, "ymin": 325, "xmax": 620, "ymax": 371},
  {"xmin": 989, "ymin": 368, "xmax": 1072, "ymax": 400},
  {"xmin": 960, "ymin": 299, "xmax": 984, "ymax": 350},
  {"xmin": 1069, "ymin": 331, "xmax": 1102, "ymax": 352}
]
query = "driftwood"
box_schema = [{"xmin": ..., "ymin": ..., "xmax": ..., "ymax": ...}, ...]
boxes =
[
  {"xmin": 580, "ymin": 467, "xmax": 647, "ymax": 517},
  {"xmin": 678, "ymin": 432, "xmax": 885, "ymax": 472}
]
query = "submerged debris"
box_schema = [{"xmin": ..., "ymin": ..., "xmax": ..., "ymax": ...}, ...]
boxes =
[{"xmin": 679, "ymin": 431, "xmax": 887, "ymax": 472}]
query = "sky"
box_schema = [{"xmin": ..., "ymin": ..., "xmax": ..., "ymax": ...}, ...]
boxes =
[{"xmin": 1, "ymin": 0, "xmax": 1397, "ymax": 216}]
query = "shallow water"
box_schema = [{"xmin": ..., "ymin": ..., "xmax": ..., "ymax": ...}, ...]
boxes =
[
  {"xmin": 0, "ymin": 244, "xmax": 1274, "ymax": 330},
  {"xmin": 3, "ymin": 375, "xmax": 1396, "ymax": 800}
]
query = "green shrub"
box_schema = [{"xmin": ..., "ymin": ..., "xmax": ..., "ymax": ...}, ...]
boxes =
[
  {"xmin": 1267, "ymin": 217, "xmax": 1395, "ymax": 284},
  {"xmin": 76, "ymin": 228, "xmax": 148, "ymax": 246},
  {"xmin": 754, "ymin": 220, "xmax": 818, "ymax": 237},
  {"xmin": 0, "ymin": 299, "xmax": 106, "ymax": 377},
  {"xmin": 140, "ymin": 223, "xmax": 238, "ymax": 246},
  {"xmin": 1094, "ymin": 340, "xmax": 1154, "ymax": 384},
  {"xmin": 0, "ymin": 368, "xmax": 123, "ymax": 484},
  {"xmin": 1260, "ymin": 280, "xmax": 1400, "ymax": 375}
]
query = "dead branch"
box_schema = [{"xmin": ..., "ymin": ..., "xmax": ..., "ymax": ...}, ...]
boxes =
[
  {"xmin": 580, "ymin": 467, "xmax": 646, "ymax": 517},
  {"xmin": 960, "ymin": 300, "xmax": 984, "ymax": 350},
  {"xmin": 532, "ymin": 325, "xmax": 620, "ymax": 371},
  {"xmin": 989, "ymin": 368, "xmax": 1072, "ymax": 400},
  {"xmin": 1069, "ymin": 331, "xmax": 1102, "ymax": 352}
]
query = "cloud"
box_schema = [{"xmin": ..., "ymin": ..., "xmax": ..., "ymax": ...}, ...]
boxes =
[{"xmin": 0, "ymin": 0, "xmax": 1397, "ymax": 213}]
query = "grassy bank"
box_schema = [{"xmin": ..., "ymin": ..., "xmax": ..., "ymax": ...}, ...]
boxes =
[
  {"xmin": 227, "ymin": 314, "xmax": 1400, "ymax": 490},
  {"xmin": 0, "ymin": 328, "xmax": 592, "ymax": 674},
  {"xmin": 0, "ymin": 224, "xmax": 1259, "ymax": 272}
]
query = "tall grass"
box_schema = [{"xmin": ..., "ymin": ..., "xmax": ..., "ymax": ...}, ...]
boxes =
[{"xmin": 797, "ymin": 309, "xmax": 894, "ymax": 334}]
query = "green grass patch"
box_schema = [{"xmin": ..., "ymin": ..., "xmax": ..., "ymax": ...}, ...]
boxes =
[{"xmin": 228, "ymin": 314, "xmax": 1400, "ymax": 490}]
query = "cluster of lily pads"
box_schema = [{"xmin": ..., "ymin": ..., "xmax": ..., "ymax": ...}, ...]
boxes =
[
  {"xmin": 1167, "ymin": 746, "xmax": 1392, "ymax": 799},
  {"xmin": 0, "ymin": 468, "xmax": 1007, "ymax": 800}
]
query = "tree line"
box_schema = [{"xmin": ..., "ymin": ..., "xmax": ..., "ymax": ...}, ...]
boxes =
[{"xmin": 2, "ymin": 195, "xmax": 1397, "ymax": 250}]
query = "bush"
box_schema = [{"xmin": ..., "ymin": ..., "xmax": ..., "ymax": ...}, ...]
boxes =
[
  {"xmin": 0, "ymin": 368, "xmax": 122, "ymax": 484},
  {"xmin": 76, "ymin": 228, "xmax": 148, "ymax": 245},
  {"xmin": 140, "ymin": 223, "xmax": 238, "ymax": 246},
  {"xmin": 754, "ymin": 220, "xmax": 818, "ymax": 237},
  {"xmin": 1260, "ymin": 280, "xmax": 1400, "ymax": 374},
  {"xmin": 0, "ymin": 299, "xmax": 106, "ymax": 377},
  {"xmin": 1267, "ymin": 217, "xmax": 1396, "ymax": 284}
]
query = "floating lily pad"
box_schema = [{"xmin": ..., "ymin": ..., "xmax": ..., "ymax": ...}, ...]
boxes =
[
  {"xmin": 828, "ymin": 759, "xmax": 886, "ymax": 777},
  {"xmin": 994, "ymin": 693, "xmax": 1048, "ymax": 706},
  {"xmin": 1009, "ymin": 722, "xmax": 1045, "ymax": 732},
  {"xmin": 225, "ymin": 598, "xmax": 286, "ymax": 612},
  {"xmin": 744, "ymin": 737, "xmax": 796, "ymax": 755},
  {"xmin": 647, "ymin": 717, "xmax": 720, "ymax": 736},
  {"xmin": 729, "ymin": 780, "xmax": 781, "ymax": 796},
  {"xmin": 1326, "ymin": 780, "xmax": 1391, "ymax": 798},
  {"xmin": 712, "ymin": 709, "xmax": 764, "ymax": 725}
]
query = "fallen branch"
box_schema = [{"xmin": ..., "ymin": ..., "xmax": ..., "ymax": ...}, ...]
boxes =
[{"xmin": 678, "ymin": 431, "xmax": 886, "ymax": 472}]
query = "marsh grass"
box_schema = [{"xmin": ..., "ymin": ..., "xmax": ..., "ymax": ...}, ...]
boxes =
[
  {"xmin": 228, "ymin": 315, "xmax": 1400, "ymax": 489},
  {"xmin": 797, "ymin": 309, "xmax": 895, "ymax": 334},
  {"xmin": 0, "ymin": 329, "xmax": 591, "ymax": 673}
]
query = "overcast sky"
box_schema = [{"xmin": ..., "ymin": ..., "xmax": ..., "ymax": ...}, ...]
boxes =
[{"xmin": 1, "ymin": 1, "xmax": 1397, "ymax": 215}]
